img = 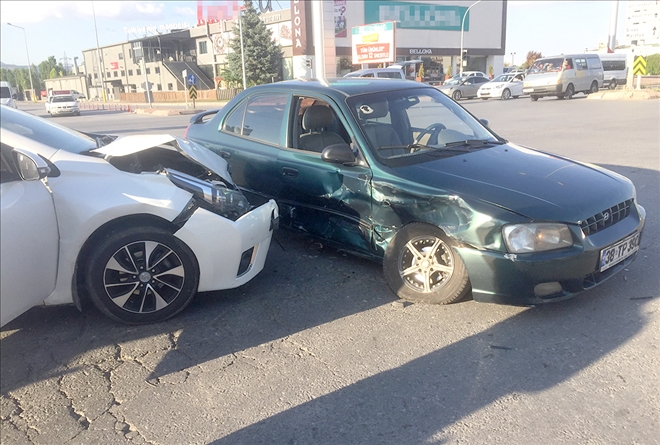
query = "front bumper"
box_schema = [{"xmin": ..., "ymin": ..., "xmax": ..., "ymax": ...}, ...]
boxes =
[
  {"xmin": 522, "ymin": 84, "xmax": 562, "ymax": 98},
  {"xmin": 174, "ymin": 199, "xmax": 279, "ymax": 291},
  {"xmin": 458, "ymin": 204, "xmax": 645, "ymax": 305}
]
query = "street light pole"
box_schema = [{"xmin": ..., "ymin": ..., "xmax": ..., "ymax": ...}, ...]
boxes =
[
  {"xmin": 459, "ymin": 0, "xmax": 482, "ymax": 77},
  {"xmin": 511, "ymin": 52, "xmax": 516, "ymax": 67},
  {"xmin": 7, "ymin": 23, "xmax": 35, "ymax": 101}
]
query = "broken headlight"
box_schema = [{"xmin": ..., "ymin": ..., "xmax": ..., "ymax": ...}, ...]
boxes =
[{"xmin": 165, "ymin": 168, "xmax": 249, "ymax": 220}]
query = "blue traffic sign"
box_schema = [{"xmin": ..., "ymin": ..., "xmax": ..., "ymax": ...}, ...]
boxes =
[{"xmin": 187, "ymin": 73, "xmax": 198, "ymax": 85}]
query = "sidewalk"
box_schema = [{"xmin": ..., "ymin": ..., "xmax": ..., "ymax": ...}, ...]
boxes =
[{"xmin": 78, "ymin": 99, "xmax": 229, "ymax": 115}]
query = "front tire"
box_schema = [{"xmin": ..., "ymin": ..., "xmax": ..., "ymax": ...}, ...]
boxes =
[
  {"xmin": 85, "ymin": 226, "xmax": 200, "ymax": 324},
  {"xmin": 502, "ymin": 88, "xmax": 511, "ymax": 100},
  {"xmin": 530, "ymin": 95, "xmax": 539, "ymax": 102},
  {"xmin": 383, "ymin": 223, "xmax": 469, "ymax": 304},
  {"xmin": 564, "ymin": 84, "xmax": 574, "ymax": 100},
  {"xmin": 452, "ymin": 90, "xmax": 462, "ymax": 101}
]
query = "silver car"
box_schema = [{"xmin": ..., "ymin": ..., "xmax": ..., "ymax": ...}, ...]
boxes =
[{"xmin": 436, "ymin": 76, "xmax": 491, "ymax": 101}]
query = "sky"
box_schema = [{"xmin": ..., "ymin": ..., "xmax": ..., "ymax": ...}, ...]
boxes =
[{"xmin": 0, "ymin": 1, "xmax": 634, "ymax": 70}]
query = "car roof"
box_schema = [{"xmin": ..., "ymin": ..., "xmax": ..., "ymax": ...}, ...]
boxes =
[{"xmin": 239, "ymin": 78, "xmax": 431, "ymax": 99}]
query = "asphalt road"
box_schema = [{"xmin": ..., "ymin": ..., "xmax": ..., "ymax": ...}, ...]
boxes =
[{"xmin": 2, "ymin": 96, "xmax": 659, "ymax": 445}]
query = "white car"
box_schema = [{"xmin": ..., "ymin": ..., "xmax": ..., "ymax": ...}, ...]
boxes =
[
  {"xmin": 46, "ymin": 95, "xmax": 80, "ymax": 116},
  {"xmin": 477, "ymin": 73, "xmax": 525, "ymax": 100},
  {"xmin": 0, "ymin": 106, "xmax": 278, "ymax": 326}
]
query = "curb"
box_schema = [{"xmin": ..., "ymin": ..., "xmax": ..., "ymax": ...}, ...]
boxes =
[
  {"xmin": 134, "ymin": 108, "xmax": 206, "ymax": 116},
  {"xmin": 587, "ymin": 90, "xmax": 660, "ymax": 100}
]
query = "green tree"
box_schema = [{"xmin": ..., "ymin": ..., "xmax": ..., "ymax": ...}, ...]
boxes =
[
  {"xmin": 645, "ymin": 53, "xmax": 660, "ymax": 75},
  {"xmin": 38, "ymin": 56, "xmax": 64, "ymax": 81},
  {"xmin": 223, "ymin": 0, "xmax": 283, "ymax": 87},
  {"xmin": 523, "ymin": 51, "xmax": 543, "ymax": 69}
]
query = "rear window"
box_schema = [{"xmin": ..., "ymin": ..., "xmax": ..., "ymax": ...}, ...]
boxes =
[
  {"xmin": 603, "ymin": 60, "xmax": 626, "ymax": 71},
  {"xmin": 0, "ymin": 87, "xmax": 11, "ymax": 99},
  {"xmin": 52, "ymin": 96, "xmax": 75, "ymax": 102}
]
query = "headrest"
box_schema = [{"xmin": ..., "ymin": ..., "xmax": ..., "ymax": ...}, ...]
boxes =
[
  {"xmin": 358, "ymin": 101, "xmax": 389, "ymax": 120},
  {"xmin": 302, "ymin": 106, "xmax": 334, "ymax": 131}
]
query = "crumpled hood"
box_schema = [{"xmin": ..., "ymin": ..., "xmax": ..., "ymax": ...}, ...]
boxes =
[
  {"xmin": 390, "ymin": 144, "xmax": 634, "ymax": 222},
  {"xmin": 92, "ymin": 134, "xmax": 234, "ymax": 185}
]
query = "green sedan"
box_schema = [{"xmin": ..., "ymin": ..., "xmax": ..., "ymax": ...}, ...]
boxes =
[{"xmin": 185, "ymin": 79, "xmax": 644, "ymax": 306}]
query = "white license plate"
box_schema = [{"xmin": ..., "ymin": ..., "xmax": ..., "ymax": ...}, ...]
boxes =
[{"xmin": 599, "ymin": 232, "xmax": 640, "ymax": 272}]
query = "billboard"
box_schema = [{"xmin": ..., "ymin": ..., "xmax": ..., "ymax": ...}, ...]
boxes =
[{"xmin": 351, "ymin": 21, "xmax": 395, "ymax": 65}]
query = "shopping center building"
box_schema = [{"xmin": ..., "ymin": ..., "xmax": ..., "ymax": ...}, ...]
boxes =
[{"xmin": 79, "ymin": 0, "xmax": 507, "ymax": 101}]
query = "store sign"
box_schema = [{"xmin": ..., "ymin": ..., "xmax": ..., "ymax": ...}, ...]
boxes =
[
  {"xmin": 351, "ymin": 21, "xmax": 396, "ymax": 64},
  {"xmin": 291, "ymin": 0, "xmax": 312, "ymax": 56},
  {"xmin": 110, "ymin": 62, "xmax": 119, "ymax": 70},
  {"xmin": 410, "ymin": 49, "xmax": 433, "ymax": 55}
]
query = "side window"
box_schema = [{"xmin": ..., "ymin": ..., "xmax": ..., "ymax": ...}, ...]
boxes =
[
  {"xmin": 575, "ymin": 58, "xmax": 588, "ymax": 70},
  {"xmin": 1, "ymin": 143, "xmax": 20, "ymax": 183},
  {"xmin": 293, "ymin": 96, "xmax": 350, "ymax": 152},
  {"xmin": 362, "ymin": 73, "xmax": 375, "ymax": 78},
  {"xmin": 222, "ymin": 94, "xmax": 288, "ymax": 145},
  {"xmin": 587, "ymin": 57, "xmax": 602, "ymax": 70}
]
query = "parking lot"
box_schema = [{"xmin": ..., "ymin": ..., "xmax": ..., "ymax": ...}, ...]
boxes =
[{"xmin": 2, "ymin": 96, "xmax": 659, "ymax": 444}]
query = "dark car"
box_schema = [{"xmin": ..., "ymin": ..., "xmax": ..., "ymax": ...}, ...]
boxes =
[{"xmin": 185, "ymin": 79, "xmax": 645, "ymax": 306}]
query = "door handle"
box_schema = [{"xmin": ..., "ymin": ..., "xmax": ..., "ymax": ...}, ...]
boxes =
[
  {"xmin": 281, "ymin": 167, "xmax": 298, "ymax": 177},
  {"xmin": 219, "ymin": 150, "xmax": 231, "ymax": 159}
]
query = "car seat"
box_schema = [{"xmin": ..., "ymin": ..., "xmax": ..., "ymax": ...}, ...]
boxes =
[{"xmin": 298, "ymin": 106, "xmax": 345, "ymax": 153}]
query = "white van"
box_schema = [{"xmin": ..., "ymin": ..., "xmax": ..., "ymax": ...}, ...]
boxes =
[
  {"xmin": 599, "ymin": 53, "xmax": 628, "ymax": 90},
  {"xmin": 0, "ymin": 81, "xmax": 17, "ymax": 108},
  {"xmin": 523, "ymin": 54, "xmax": 604, "ymax": 101}
]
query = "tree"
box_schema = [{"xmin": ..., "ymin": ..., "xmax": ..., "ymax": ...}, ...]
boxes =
[
  {"xmin": 523, "ymin": 51, "xmax": 543, "ymax": 69},
  {"xmin": 38, "ymin": 56, "xmax": 65, "ymax": 81},
  {"xmin": 223, "ymin": 0, "xmax": 283, "ymax": 87}
]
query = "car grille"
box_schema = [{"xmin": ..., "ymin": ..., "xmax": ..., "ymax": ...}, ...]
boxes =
[{"xmin": 580, "ymin": 199, "xmax": 633, "ymax": 236}]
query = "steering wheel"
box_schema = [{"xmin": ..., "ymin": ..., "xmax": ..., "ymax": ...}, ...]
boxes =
[{"xmin": 413, "ymin": 123, "xmax": 446, "ymax": 149}]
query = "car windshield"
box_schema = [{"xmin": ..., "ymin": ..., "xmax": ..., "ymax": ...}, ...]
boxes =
[
  {"xmin": 1, "ymin": 108, "xmax": 96, "ymax": 154},
  {"xmin": 443, "ymin": 77, "xmax": 464, "ymax": 85},
  {"xmin": 493, "ymin": 74, "xmax": 514, "ymax": 82},
  {"xmin": 529, "ymin": 58, "xmax": 564, "ymax": 73},
  {"xmin": 347, "ymin": 87, "xmax": 501, "ymax": 162},
  {"xmin": 52, "ymin": 95, "xmax": 75, "ymax": 102}
]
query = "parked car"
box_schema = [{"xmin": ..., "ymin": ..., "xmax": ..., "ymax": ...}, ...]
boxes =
[
  {"xmin": 344, "ymin": 68, "xmax": 405, "ymax": 79},
  {"xmin": 437, "ymin": 76, "xmax": 490, "ymax": 100},
  {"xmin": 0, "ymin": 106, "xmax": 278, "ymax": 326},
  {"xmin": 477, "ymin": 73, "xmax": 525, "ymax": 100},
  {"xmin": 185, "ymin": 79, "xmax": 645, "ymax": 306},
  {"xmin": 457, "ymin": 71, "xmax": 488, "ymax": 78},
  {"xmin": 45, "ymin": 95, "xmax": 80, "ymax": 116},
  {"xmin": 0, "ymin": 81, "xmax": 17, "ymax": 108}
]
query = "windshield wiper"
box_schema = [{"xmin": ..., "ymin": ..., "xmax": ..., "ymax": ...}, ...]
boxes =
[{"xmin": 443, "ymin": 139, "xmax": 505, "ymax": 150}]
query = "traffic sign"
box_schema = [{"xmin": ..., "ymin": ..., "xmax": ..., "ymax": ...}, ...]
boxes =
[
  {"xmin": 189, "ymin": 85, "xmax": 198, "ymax": 99},
  {"xmin": 633, "ymin": 56, "xmax": 647, "ymax": 75},
  {"xmin": 187, "ymin": 73, "xmax": 198, "ymax": 85}
]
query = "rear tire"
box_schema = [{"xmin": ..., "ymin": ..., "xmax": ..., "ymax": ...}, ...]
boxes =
[
  {"xmin": 85, "ymin": 226, "xmax": 200, "ymax": 324},
  {"xmin": 589, "ymin": 81, "xmax": 599, "ymax": 94},
  {"xmin": 383, "ymin": 223, "xmax": 469, "ymax": 305},
  {"xmin": 608, "ymin": 79, "xmax": 617, "ymax": 90}
]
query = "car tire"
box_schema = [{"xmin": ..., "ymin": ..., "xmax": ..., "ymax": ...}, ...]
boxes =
[
  {"xmin": 85, "ymin": 226, "xmax": 200, "ymax": 324},
  {"xmin": 502, "ymin": 88, "xmax": 511, "ymax": 100},
  {"xmin": 481, "ymin": 97, "xmax": 488, "ymax": 100},
  {"xmin": 531, "ymin": 95, "xmax": 539, "ymax": 102},
  {"xmin": 452, "ymin": 90, "xmax": 462, "ymax": 101},
  {"xmin": 564, "ymin": 84, "xmax": 574, "ymax": 100},
  {"xmin": 383, "ymin": 223, "xmax": 470, "ymax": 305},
  {"xmin": 589, "ymin": 81, "xmax": 599, "ymax": 94},
  {"xmin": 609, "ymin": 79, "xmax": 617, "ymax": 90}
]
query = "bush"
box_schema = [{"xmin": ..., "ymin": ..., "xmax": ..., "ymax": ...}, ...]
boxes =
[{"xmin": 645, "ymin": 54, "xmax": 660, "ymax": 75}]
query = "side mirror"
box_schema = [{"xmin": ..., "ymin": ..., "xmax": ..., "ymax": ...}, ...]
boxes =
[
  {"xmin": 479, "ymin": 118, "xmax": 490, "ymax": 128},
  {"xmin": 12, "ymin": 148, "xmax": 51, "ymax": 181},
  {"xmin": 321, "ymin": 143, "xmax": 355, "ymax": 164}
]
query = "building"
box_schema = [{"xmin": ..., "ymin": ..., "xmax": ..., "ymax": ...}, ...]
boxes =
[{"xmin": 81, "ymin": 0, "xmax": 507, "ymax": 101}]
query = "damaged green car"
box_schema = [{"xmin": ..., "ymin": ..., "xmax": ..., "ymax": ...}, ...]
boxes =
[{"xmin": 185, "ymin": 79, "xmax": 644, "ymax": 306}]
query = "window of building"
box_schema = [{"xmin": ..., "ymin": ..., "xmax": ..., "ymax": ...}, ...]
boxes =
[
  {"xmin": 155, "ymin": 67, "xmax": 160, "ymax": 74},
  {"xmin": 128, "ymin": 69, "xmax": 133, "ymax": 76},
  {"xmin": 106, "ymin": 72, "xmax": 111, "ymax": 78},
  {"xmin": 136, "ymin": 69, "xmax": 141, "ymax": 75},
  {"xmin": 94, "ymin": 73, "xmax": 98, "ymax": 79},
  {"xmin": 168, "ymin": 83, "xmax": 173, "ymax": 91},
  {"xmin": 113, "ymin": 71, "xmax": 118, "ymax": 78},
  {"xmin": 199, "ymin": 41, "xmax": 208, "ymax": 55},
  {"xmin": 121, "ymin": 70, "xmax": 125, "ymax": 76},
  {"xmin": 157, "ymin": 84, "xmax": 162, "ymax": 91},
  {"xmin": 146, "ymin": 67, "xmax": 151, "ymax": 74},
  {"xmin": 119, "ymin": 53, "xmax": 123, "ymax": 60}
]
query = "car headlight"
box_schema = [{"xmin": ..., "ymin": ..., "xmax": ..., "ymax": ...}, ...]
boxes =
[
  {"xmin": 494, "ymin": 84, "xmax": 504, "ymax": 89},
  {"xmin": 164, "ymin": 168, "xmax": 249, "ymax": 221},
  {"xmin": 502, "ymin": 223, "xmax": 573, "ymax": 253}
]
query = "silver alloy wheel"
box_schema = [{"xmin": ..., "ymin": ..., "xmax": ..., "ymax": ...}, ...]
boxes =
[
  {"xmin": 103, "ymin": 240, "xmax": 185, "ymax": 313},
  {"xmin": 397, "ymin": 235, "xmax": 455, "ymax": 293},
  {"xmin": 502, "ymin": 88, "xmax": 511, "ymax": 100}
]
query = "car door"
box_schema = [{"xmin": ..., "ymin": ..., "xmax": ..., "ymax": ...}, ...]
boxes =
[
  {"xmin": 471, "ymin": 77, "xmax": 490, "ymax": 97},
  {"xmin": 276, "ymin": 95, "xmax": 375, "ymax": 255},
  {"xmin": 0, "ymin": 144, "xmax": 59, "ymax": 327}
]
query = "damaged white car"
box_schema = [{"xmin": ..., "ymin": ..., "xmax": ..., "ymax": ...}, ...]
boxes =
[{"xmin": 0, "ymin": 106, "xmax": 278, "ymax": 326}]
